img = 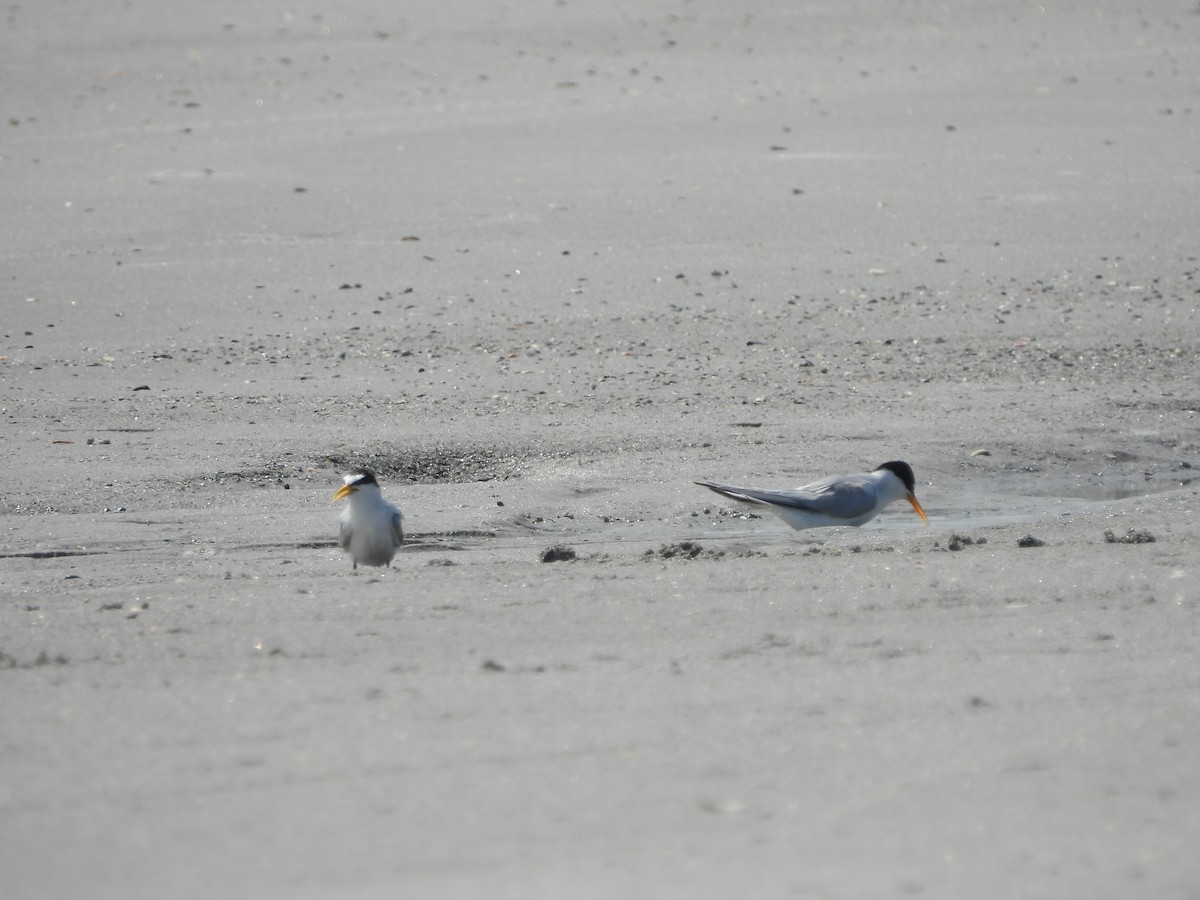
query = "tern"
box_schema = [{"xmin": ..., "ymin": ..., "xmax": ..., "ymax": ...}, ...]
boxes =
[
  {"xmin": 332, "ymin": 469, "xmax": 404, "ymax": 569},
  {"xmin": 697, "ymin": 460, "xmax": 929, "ymax": 531}
]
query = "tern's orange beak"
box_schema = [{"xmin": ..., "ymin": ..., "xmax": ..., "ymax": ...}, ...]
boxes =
[
  {"xmin": 907, "ymin": 494, "xmax": 929, "ymax": 524},
  {"xmin": 332, "ymin": 484, "xmax": 356, "ymax": 502}
]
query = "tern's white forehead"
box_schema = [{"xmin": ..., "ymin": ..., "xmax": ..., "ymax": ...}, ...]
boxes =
[{"xmin": 342, "ymin": 469, "xmax": 379, "ymax": 489}]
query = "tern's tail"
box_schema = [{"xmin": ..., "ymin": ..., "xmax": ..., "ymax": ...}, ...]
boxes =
[{"xmin": 695, "ymin": 481, "xmax": 767, "ymax": 506}]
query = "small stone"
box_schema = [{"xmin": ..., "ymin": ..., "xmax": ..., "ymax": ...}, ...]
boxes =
[
  {"xmin": 1017, "ymin": 534, "xmax": 1045, "ymax": 548},
  {"xmin": 1103, "ymin": 529, "xmax": 1155, "ymax": 544},
  {"xmin": 541, "ymin": 546, "xmax": 577, "ymax": 563},
  {"xmin": 947, "ymin": 534, "xmax": 985, "ymax": 551},
  {"xmin": 647, "ymin": 541, "xmax": 721, "ymax": 560}
]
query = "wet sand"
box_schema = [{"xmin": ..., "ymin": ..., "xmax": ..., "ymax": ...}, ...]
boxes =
[{"xmin": 3, "ymin": 2, "xmax": 1199, "ymax": 898}]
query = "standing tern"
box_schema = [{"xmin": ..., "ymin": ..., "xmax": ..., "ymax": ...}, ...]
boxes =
[
  {"xmin": 332, "ymin": 469, "xmax": 404, "ymax": 569},
  {"xmin": 697, "ymin": 460, "xmax": 929, "ymax": 531}
]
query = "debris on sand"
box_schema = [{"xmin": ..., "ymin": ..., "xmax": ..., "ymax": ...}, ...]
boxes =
[
  {"xmin": 1017, "ymin": 534, "xmax": 1045, "ymax": 548},
  {"xmin": 1104, "ymin": 529, "xmax": 1155, "ymax": 544},
  {"xmin": 947, "ymin": 534, "xmax": 988, "ymax": 551},
  {"xmin": 798, "ymin": 544, "xmax": 891, "ymax": 557},
  {"xmin": 645, "ymin": 541, "xmax": 724, "ymax": 561},
  {"xmin": 540, "ymin": 546, "xmax": 577, "ymax": 563}
]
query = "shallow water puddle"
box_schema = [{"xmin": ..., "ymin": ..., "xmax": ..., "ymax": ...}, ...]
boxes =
[
  {"xmin": 914, "ymin": 472, "xmax": 1193, "ymax": 533},
  {"xmin": 988, "ymin": 472, "xmax": 1194, "ymax": 502},
  {"xmin": 671, "ymin": 473, "xmax": 1194, "ymax": 541}
]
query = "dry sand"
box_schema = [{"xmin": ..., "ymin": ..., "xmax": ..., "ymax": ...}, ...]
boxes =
[{"xmin": 3, "ymin": 2, "xmax": 1199, "ymax": 898}]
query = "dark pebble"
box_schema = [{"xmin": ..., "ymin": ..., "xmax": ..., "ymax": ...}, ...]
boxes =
[{"xmin": 541, "ymin": 546, "xmax": 577, "ymax": 563}]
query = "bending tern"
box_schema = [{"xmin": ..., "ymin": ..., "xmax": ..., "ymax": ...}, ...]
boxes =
[
  {"xmin": 697, "ymin": 460, "xmax": 929, "ymax": 531},
  {"xmin": 332, "ymin": 469, "xmax": 404, "ymax": 569}
]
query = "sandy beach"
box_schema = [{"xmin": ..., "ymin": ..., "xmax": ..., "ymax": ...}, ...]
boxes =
[{"xmin": 3, "ymin": 2, "xmax": 1199, "ymax": 897}]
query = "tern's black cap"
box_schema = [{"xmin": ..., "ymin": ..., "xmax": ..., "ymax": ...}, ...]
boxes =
[
  {"xmin": 347, "ymin": 469, "xmax": 379, "ymax": 486},
  {"xmin": 874, "ymin": 460, "xmax": 916, "ymax": 494}
]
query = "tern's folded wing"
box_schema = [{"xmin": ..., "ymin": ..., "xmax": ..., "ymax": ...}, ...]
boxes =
[
  {"xmin": 699, "ymin": 479, "xmax": 879, "ymax": 521},
  {"xmin": 390, "ymin": 511, "xmax": 404, "ymax": 548},
  {"xmin": 339, "ymin": 517, "xmax": 353, "ymax": 551}
]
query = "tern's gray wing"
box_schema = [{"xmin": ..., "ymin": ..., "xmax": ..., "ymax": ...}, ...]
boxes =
[
  {"xmin": 698, "ymin": 475, "xmax": 879, "ymax": 520},
  {"xmin": 339, "ymin": 515, "xmax": 353, "ymax": 551},
  {"xmin": 390, "ymin": 510, "xmax": 404, "ymax": 548}
]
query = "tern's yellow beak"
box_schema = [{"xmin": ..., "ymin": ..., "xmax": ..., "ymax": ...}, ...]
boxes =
[
  {"xmin": 907, "ymin": 494, "xmax": 930, "ymax": 524},
  {"xmin": 332, "ymin": 484, "xmax": 356, "ymax": 502}
]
